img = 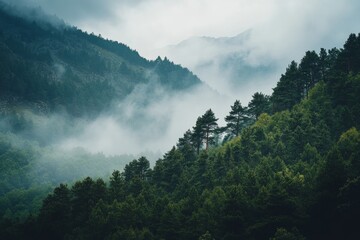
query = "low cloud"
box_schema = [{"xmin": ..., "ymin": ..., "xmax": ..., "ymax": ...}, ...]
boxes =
[
  {"xmin": 60, "ymin": 81, "xmax": 232, "ymax": 157},
  {"xmin": 148, "ymin": 0, "xmax": 360, "ymax": 102},
  {"xmin": 2, "ymin": 0, "xmax": 360, "ymax": 161},
  {"xmin": 3, "ymin": 0, "xmax": 359, "ymax": 102},
  {"xmin": 156, "ymin": 30, "xmax": 282, "ymax": 103},
  {"xmin": 4, "ymin": 0, "xmax": 360, "ymax": 60}
]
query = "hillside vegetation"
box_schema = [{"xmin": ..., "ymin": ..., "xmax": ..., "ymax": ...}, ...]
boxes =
[
  {"xmin": 1, "ymin": 31, "xmax": 359, "ymax": 239},
  {"xmin": 0, "ymin": 4, "xmax": 201, "ymax": 226},
  {"xmin": 0, "ymin": 4, "xmax": 200, "ymax": 117}
]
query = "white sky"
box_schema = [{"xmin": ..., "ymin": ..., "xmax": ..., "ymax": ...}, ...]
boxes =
[{"xmin": 3, "ymin": 0, "xmax": 360, "ymax": 60}]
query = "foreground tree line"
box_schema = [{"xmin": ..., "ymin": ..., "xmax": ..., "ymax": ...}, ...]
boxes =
[
  {"xmin": 188, "ymin": 93, "xmax": 270, "ymax": 154},
  {"xmin": 1, "ymin": 33, "xmax": 360, "ymax": 240}
]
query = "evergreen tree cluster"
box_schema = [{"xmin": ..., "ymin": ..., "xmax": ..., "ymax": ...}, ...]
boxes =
[
  {"xmin": 0, "ymin": 6, "xmax": 201, "ymax": 117},
  {"xmin": 183, "ymin": 95, "xmax": 271, "ymax": 154},
  {"xmin": 2, "ymin": 33, "xmax": 360, "ymax": 240}
]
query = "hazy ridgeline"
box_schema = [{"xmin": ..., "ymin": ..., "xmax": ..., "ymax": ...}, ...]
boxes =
[
  {"xmin": 0, "ymin": 1, "xmax": 360, "ymax": 240},
  {"xmin": 0, "ymin": 3, "xmax": 204, "ymax": 219}
]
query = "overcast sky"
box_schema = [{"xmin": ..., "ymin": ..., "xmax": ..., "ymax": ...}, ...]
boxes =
[{"xmin": 3, "ymin": 0, "xmax": 360, "ymax": 61}]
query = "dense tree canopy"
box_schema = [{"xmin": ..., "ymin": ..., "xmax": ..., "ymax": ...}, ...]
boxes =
[
  {"xmin": 1, "ymin": 19, "xmax": 360, "ymax": 240},
  {"xmin": 0, "ymin": 6, "xmax": 201, "ymax": 117}
]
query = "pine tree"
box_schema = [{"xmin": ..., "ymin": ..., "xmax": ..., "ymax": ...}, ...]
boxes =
[
  {"xmin": 177, "ymin": 129, "xmax": 193, "ymax": 150},
  {"xmin": 177, "ymin": 129, "xmax": 197, "ymax": 164},
  {"xmin": 319, "ymin": 48, "xmax": 329, "ymax": 81},
  {"xmin": 191, "ymin": 117, "xmax": 205, "ymax": 154},
  {"xmin": 299, "ymin": 50, "xmax": 321, "ymax": 97},
  {"xmin": 225, "ymin": 100, "xmax": 249, "ymax": 137},
  {"xmin": 248, "ymin": 93, "xmax": 271, "ymax": 120},
  {"xmin": 271, "ymin": 61, "xmax": 302, "ymax": 112},
  {"xmin": 201, "ymin": 109, "xmax": 219, "ymax": 151}
]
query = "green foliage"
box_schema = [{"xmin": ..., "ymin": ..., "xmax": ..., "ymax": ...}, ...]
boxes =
[
  {"xmin": 2, "ymin": 10, "xmax": 360, "ymax": 240},
  {"xmin": 200, "ymin": 109, "xmax": 219, "ymax": 150},
  {"xmin": 299, "ymin": 50, "xmax": 321, "ymax": 96},
  {"xmin": 270, "ymin": 227, "xmax": 305, "ymax": 240},
  {"xmin": 0, "ymin": 132, "xmax": 133, "ymax": 221},
  {"xmin": 272, "ymin": 61, "xmax": 302, "ymax": 112},
  {"xmin": 6, "ymin": 99, "xmax": 358, "ymax": 239},
  {"xmin": 190, "ymin": 109, "xmax": 219, "ymax": 153},
  {"xmin": 225, "ymin": 100, "xmax": 250, "ymax": 137},
  {"xmin": 123, "ymin": 157, "xmax": 151, "ymax": 182},
  {"xmin": 191, "ymin": 117, "xmax": 205, "ymax": 154},
  {"xmin": 0, "ymin": 6, "xmax": 200, "ymax": 117},
  {"xmin": 248, "ymin": 92, "xmax": 271, "ymax": 120}
]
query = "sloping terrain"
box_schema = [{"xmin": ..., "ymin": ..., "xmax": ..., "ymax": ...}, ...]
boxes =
[{"xmin": 0, "ymin": 4, "xmax": 201, "ymax": 117}]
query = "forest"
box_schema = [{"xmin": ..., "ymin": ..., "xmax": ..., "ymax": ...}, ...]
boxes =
[
  {"xmin": 0, "ymin": 5, "xmax": 200, "ymax": 117},
  {"xmin": 1, "ymin": 31, "xmax": 359, "ymax": 239}
]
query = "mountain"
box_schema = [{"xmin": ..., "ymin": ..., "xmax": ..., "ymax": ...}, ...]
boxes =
[
  {"xmin": 2, "ymin": 32, "xmax": 359, "ymax": 240},
  {"xmin": 0, "ymin": 3, "xmax": 205, "ymax": 221},
  {"xmin": 0, "ymin": 3, "xmax": 201, "ymax": 117},
  {"xmin": 1, "ymin": 2, "xmax": 360, "ymax": 239},
  {"xmin": 157, "ymin": 30, "xmax": 280, "ymax": 101}
]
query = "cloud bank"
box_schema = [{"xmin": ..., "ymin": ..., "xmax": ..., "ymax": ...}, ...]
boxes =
[
  {"xmin": 60, "ymin": 82, "xmax": 232, "ymax": 157},
  {"xmin": 3, "ymin": 0, "xmax": 359, "ymax": 60},
  {"xmin": 2, "ymin": 0, "xmax": 360, "ymax": 158},
  {"xmin": 4, "ymin": 0, "xmax": 358, "ymax": 100}
]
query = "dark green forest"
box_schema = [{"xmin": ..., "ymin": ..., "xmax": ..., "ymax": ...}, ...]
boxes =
[
  {"xmin": 0, "ymin": 3, "xmax": 200, "ymax": 231},
  {"xmin": 1, "ymin": 3, "xmax": 360, "ymax": 240},
  {"xmin": 0, "ymin": 4, "xmax": 200, "ymax": 118},
  {"xmin": 1, "ymin": 31, "xmax": 359, "ymax": 239}
]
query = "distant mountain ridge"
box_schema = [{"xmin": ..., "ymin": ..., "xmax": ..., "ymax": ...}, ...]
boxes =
[
  {"xmin": 0, "ymin": 3, "xmax": 201, "ymax": 117},
  {"xmin": 172, "ymin": 29, "xmax": 252, "ymax": 47},
  {"xmin": 157, "ymin": 29, "xmax": 280, "ymax": 101}
]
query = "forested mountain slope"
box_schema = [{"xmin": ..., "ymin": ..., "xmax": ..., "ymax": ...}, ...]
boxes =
[
  {"xmin": 2, "ymin": 32, "xmax": 359, "ymax": 239},
  {"xmin": 0, "ymin": 3, "xmax": 202, "ymax": 225},
  {"xmin": 0, "ymin": 4, "xmax": 201, "ymax": 117}
]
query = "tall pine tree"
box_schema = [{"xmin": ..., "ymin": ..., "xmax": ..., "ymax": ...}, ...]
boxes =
[
  {"xmin": 191, "ymin": 117, "xmax": 205, "ymax": 154},
  {"xmin": 248, "ymin": 93, "xmax": 271, "ymax": 120},
  {"xmin": 271, "ymin": 61, "xmax": 302, "ymax": 112},
  {"xmin": 299, "ymin": 50, "xmax": 321, "ymax": 97},
  {"xmin": 201, "ymin": 109, "xmax": 219, "ymax": 151},
  {"xmin": 225, "ymin": 100, "xmax": 249, "ymax": 137}
]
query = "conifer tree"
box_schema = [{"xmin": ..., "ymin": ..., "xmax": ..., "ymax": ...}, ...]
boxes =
[
  {"xmin": 299, "ymin": 50, "xmax": 321, "ymax": 97},
  {"xmin": 271, "ymin": 61, "xmax": 302, "ymax": 112},
  {"xmin": 201, "ymin": 109, "xmax": 219, "ymax": 151},
  {"xmin": 177, "ymin": 129, "xmax": 193, "ymax": 150},
  {"xmin": 225, "ymin": 100, "xmax": 249, "ymax": 137},
  {"xmin": 248, "ymin": 93, "xmax": 271, "ymax": 120},
  {"xmin": 191, "ymin": 117, "xmax": 205, "ymax": 154}
]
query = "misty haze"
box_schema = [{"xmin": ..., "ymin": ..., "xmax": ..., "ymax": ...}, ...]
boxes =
[{"xmin": 1, "ymin": 0, "xmax": 360, "ymax": 239}]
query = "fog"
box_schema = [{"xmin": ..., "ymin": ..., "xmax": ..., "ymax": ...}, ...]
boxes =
[
  {"xmin": 156, "ymin": 30, "xmax": 282, "ymax": 103},
  {"xmin": 1, "ymin": 1, "xmax": 239, "ymax": 173},
  {"xmin": 2, "ymin": 0, "xmax": 360, "ymax": 165},
  {"xmin": 60, "ymin": 81, "xmax": 232, "ymax": 158},
  {"xmin": 1, "ymin": 72, "xmax": 233, "ymax": 166},
  {"xmin": 4, "ymin": 0, "xmax": 359, "ymax": 60}
]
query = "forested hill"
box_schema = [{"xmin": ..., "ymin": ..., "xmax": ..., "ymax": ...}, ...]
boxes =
[
  {"xmin": 0, "ymin": 4, "xmax": 201, "ymax": 117},
  {"xmin": 2, "ymin": 33, "xmax": 359, "ymax": 239}
]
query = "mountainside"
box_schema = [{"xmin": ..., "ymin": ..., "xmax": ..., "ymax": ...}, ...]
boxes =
[
  {"xmin": 0, "ymin": 4, "xmax": 201, "ymax": 117},
  {"xmin": 0, "ymin": 3, "xmax": 205, "ymax": 223},
  {"xmin": 1, "ymin": 31, "xmax": 359, "ymax": 239},
  {"xmin": 157, "ymin": 30, "xmax": 280, "ymax": 101},
  {"xmin": 1, "ymin": 2, "xmax": 360, "ymax": 240}
]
